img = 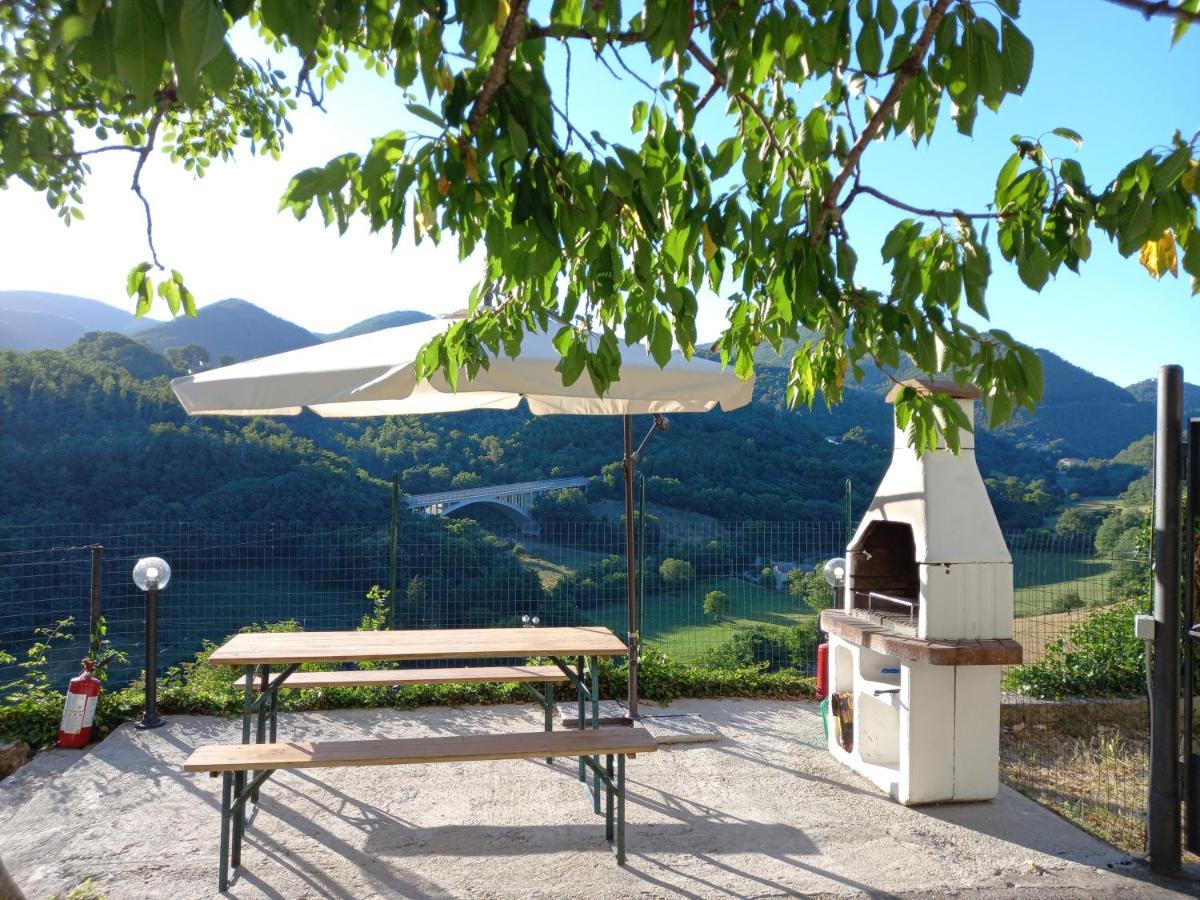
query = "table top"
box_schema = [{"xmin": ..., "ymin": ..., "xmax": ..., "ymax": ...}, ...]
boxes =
[{"xmin": 207, "ymin": 626, "xmax": 629, "ymax": 667}]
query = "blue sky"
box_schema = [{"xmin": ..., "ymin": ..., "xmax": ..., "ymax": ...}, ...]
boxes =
[{"xmin": 1, "ymin": 1, "xmax": 1196, "ymax": 386}]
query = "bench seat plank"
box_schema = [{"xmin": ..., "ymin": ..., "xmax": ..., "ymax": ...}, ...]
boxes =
[
  {"xmin": 232, "ymin": 664, "xmax": 568, "ymax": 691},
  {"xmin": 184, "ymin": 726, "xmax": 657, "ymax": 773}
]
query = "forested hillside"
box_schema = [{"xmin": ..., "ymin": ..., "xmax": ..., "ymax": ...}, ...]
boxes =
[
  {"xmin": 0, "ymin": 306, "xmax": 1161, "ymax": 531},
  {"xmin": 0, "ymin": 333, "xmax": 891, "ymax": 526}
]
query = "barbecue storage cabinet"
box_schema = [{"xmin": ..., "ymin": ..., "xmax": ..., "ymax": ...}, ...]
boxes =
[{"xmin": 820, "ymin": 380, "xmax": 1022, "ymax": 805}]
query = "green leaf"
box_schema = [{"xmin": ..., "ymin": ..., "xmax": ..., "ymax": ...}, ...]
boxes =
[
  {"xmin": 550, "ymin": 0, "xmax": 584, "ymax": 28},
  {"xmin": 509, "ymin": 120, "xmax": 529, "ymax": 157},
  {"xmin": 855, "ymin": 19, "xmax": 883, "ymax": 74},
  {"xmin": 996, "ymin": 0, "xmax": 1020, "ymax": 15},
  {"xmin": 113, "ymin": 0, "xmax": 168, "ymax": 109},
  {"xmin": 164, "ymin": 0, "xmax": 227, "ymax": 105},
  {"xmin": 999, "ymin": 18, "xmax": 1033, "ymax": 95},
  {"xmin": 1051, "ymin": 127, "xmax": 1083, "ymax": 149},
  {"xmin": 630, "ymin": 101, "xmax": 649, "ymax": 134},
  {"xmin": 876, "ymin": 0, "xmax": 897, "ymax": 37},
  {"xmin": 201, "ymin": 42, "xmax": 237, "ymax": 94},
  {"xmin": 406, "ymin": 103, "xmax": 446, "ymax": 128},
  {"xmin": 995, "ymin": 153, "xmax": 1021, "ymax": 204}
]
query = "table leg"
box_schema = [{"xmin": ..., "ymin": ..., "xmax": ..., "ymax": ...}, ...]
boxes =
[
  {"xmin": 252, "ymin": 666, "xmax": 268, "ymax": 803},
  {"xmin": 576, "ymin": 655, "xmax": 586, "ymax": 786},
  {"xmin": 616, "ymin": 754, "xmax": 626, "ymax": 865},
  {"xmin": 590, "ymin": 657, "xmax": 601, "ymax": 814},
  {"xmin": 240, "ymin": 665, "xmax": 254, "ymax": 745}
]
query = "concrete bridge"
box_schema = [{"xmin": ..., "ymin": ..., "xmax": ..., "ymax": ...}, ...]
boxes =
[{"xmin": 405, "ymin": 476, "xmax": 588, "ymax": 525}]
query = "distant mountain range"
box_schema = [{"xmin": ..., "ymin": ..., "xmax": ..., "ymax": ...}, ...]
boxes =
[
  {"xmin": 322, "ymin": 310, "xmax": 434, "ymax": 340},
  {"xmin": 0, "ymin": 290, "xmax": 161, "ymax": 350},
  {"xmin": 0, "ymin": 291, "xmax": 433, "ymax": 362},
  {"xmin": 134, "ymin": 298, "xmax": 322, "ymax": 360},
  {"xmin": 3, "ymin": 290, "xmax": 1197, "ymax": 462}
]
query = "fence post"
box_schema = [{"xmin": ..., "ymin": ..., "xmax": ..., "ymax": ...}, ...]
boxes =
[
  {"xmin": 389, "ymin": 472, "xmax": 399, "ymax": 630},
  {"xmin": 1186, "ymin": 418, "xmax": 1200, "ymax": 855},
  {"xmin": 1150, "ymin": 364, "xmax": 1183, "ymax": 876},
  {"xmin": 88, "ymin": 544, "xmax": 103, "ymax": 657}
]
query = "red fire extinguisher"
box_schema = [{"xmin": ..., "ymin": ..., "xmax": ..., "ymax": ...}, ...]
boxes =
[
  {"xmin": 816, "ymin": 643, "xmax": 829, "ymax": 701},
  {"xmin": 57, "ymin": 659, "xmax": 101, "ymax": 749}
]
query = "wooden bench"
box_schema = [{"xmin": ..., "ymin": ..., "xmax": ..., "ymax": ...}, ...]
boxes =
[{"xmin": 185, "ymin": 726, "xmax": 658, "ymax": 890}]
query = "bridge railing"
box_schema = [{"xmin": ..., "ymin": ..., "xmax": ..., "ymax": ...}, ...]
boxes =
[{"xmin": 405, "ymin": 476, "xmax": 589, "ymax": 508}]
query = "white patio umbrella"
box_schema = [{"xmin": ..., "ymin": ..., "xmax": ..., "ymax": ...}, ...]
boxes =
[{"xmin": 171, "ymin": 315, "xmax": 754, "ymax": 718}]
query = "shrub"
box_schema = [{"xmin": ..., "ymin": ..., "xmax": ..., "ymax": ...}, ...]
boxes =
[
  {"xmin": 788, "ymin": 565, "xmax": 835, "ymax": 611},
  {"xmin": 758, "ymin": 566, "xmax": 774, "ymax": 587},
  {"xmin": 699, "ymin": 622, "xmax": 819, "ymax": 673},
  {"xmin": 1050, "ymin": 591, "xmax": 1086, "ymax": 614},
  {"xmin": 1003, "ymin": 597, "xmax": 1150, "ymax": 699},
  {"xmin": 659, "ymin": 557, "xmax": 694, "ymax": 586},
  {"xmin": 702, "ymin": 590, "xmax": 730, "ymax": 621}
]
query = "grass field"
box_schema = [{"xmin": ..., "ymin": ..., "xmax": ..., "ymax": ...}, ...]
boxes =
[{"xmin": 1012, "ymin": 550, "xmax": 1114, "ymax": 618}]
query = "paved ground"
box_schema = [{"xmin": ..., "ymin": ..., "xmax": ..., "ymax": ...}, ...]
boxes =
[{"xmin": 1, "ymin": 698, "xmax": 1196, "ymax": 899}]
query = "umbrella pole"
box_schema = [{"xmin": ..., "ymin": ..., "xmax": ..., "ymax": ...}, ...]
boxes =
[{"xmin": 623, "ymin": 414, "xmax": 639, "ymax": 720}]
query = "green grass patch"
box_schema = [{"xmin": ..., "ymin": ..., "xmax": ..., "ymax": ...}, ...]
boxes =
[
  {"xmin": 588, "ymin": 575, "xmax": 817, "ymax": 664},
  {"xmin": 1012, "ymin": 550, "xmax": 1112, "ymax": 618}
]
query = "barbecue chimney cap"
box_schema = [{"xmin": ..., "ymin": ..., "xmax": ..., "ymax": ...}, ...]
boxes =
[{"xmin": 885, "ymin": 379, "xmax": 980, "ymax": 404}]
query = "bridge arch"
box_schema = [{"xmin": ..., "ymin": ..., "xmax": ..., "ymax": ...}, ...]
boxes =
[{"xmin": 442, "ymin": 498, "xmax": 532, "ymax": 526}]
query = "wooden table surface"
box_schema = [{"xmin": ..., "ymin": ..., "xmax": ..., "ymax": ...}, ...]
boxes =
[{"xmin": 208, "ymin": 626, "xmax": 629, "ymax": 667}]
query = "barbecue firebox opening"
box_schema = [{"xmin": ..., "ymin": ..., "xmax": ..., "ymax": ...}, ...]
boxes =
[{"xmin": 848, "ymin": 521, "xmax": 918, "ymax": 623}]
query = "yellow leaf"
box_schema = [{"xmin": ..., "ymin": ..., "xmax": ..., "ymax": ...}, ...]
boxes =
[
  {"xmin": 437, "ymin": 176, "xmax": 450, "ymax": 197},
  {"xmin": 435, "ymin": 65, "xmax": 454, "ymax": 93},
  {"xmin": 494, "ymin": 0, "xmax": 510, "ymax": 29},
  {"xmin": 702, "ymin": 225, "xmax": 717, "ymax": 262},
  {"xmin": 1139, "ymin": 230, "xmax": 1179, "ymax": 280},
  {"xmin": 1183, "ymin": 162, "xmax": 1198, "ymax": 195},
  {"xmin": 464, "ymin": 147, "xmax": 480, "ymax": 183}
]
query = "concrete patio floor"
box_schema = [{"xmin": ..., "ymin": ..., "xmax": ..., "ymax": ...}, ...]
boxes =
[{"xmin": 1, "ymin": 698, "xmax": 1195, "ymax": 898}]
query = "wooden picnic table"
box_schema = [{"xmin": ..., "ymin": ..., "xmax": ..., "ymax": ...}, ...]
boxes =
[
  {"xmin": 207, "ymin": 625, "xmax": 629, "ymax": 818},
  {"xmin": 193, "ymin": 626, "xmax": 640, "ymax": 886}
]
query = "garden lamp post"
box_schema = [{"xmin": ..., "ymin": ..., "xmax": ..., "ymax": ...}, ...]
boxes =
[{"xmin": 133, "ymin": 556, "xmax": 171, "ymax": 730}]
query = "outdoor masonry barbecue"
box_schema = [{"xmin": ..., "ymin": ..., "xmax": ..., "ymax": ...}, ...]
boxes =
[{"xmin": 820, "ymin": 380, "xmax": 1022, "ymax": 805}]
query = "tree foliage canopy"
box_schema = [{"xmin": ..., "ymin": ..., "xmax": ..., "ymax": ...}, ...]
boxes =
[{"xmin": 4, "ymin": 0, "xmax": 1199, "ymax": 446}]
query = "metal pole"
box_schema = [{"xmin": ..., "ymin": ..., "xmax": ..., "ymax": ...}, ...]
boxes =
[
  {"xmin": 623, "ymin": 414, "xmax": 639, "ymax": 719},
  {"xmin": 1150, "ymin": 364, "xmax": 1182, "ymax": 876},
  {"xmin": 137, "ymin": 587, "xmax": 164, "ymax": 729},
  {"xmin": 1187, "ymin": 418, "xmax": 1200, "ymax": 854},
  {"xmin": 844, "ymin": 479, "xmax": 853, "ymax": 546},
  {"xmin": 88, "ymin": 545, "xmax": 102, "ymax": 657},
  {"xmin": 389, "ymin": 471, "xmax": 399, "ymax": 630}
]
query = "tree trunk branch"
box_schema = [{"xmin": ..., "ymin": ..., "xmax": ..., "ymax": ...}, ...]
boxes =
[
  {"xmin": 817, "ymin": 0, "xmax": 956, "ymax": 236},
  {"xmin": 467, "ymin": 0, "xmax": 531, "ymax": 135}
]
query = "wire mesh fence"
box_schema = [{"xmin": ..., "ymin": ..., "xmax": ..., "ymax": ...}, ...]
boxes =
[{"xmin": 0, "ymin": 518, "xmax": 1156, "ymax": 851}]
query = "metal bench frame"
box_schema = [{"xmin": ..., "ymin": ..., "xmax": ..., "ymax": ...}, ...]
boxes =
[{"xmin": 213, "ymin": 744, "xmax": 629, "ymax": 891}]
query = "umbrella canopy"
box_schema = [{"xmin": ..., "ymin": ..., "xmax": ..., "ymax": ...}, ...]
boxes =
[{"xmin": 171, "ymin": 316, "xmax": 753, "ymax": 417}]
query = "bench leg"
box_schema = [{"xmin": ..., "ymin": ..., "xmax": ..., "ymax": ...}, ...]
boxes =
[
  {"xmin": 616, "ymin": 753, "xmax": 626, "ymax": 865},
  {"xmin": 270, "ymin": 688, "xmax": 278, "ymax": 744},
  {"xmin": 605, "ymin": 754, "xmax": 614, "ymax": 843},
  {"xmin": 544, "ymin": 682, "xmax": 553, "ymax": 764},
  {"xmin": 218, "ymin": 772, "xmax": 232, "ymax": 892},
  {"xmin": 232, "ymin": 770, "xmax": 246, "ymax": 869}
]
